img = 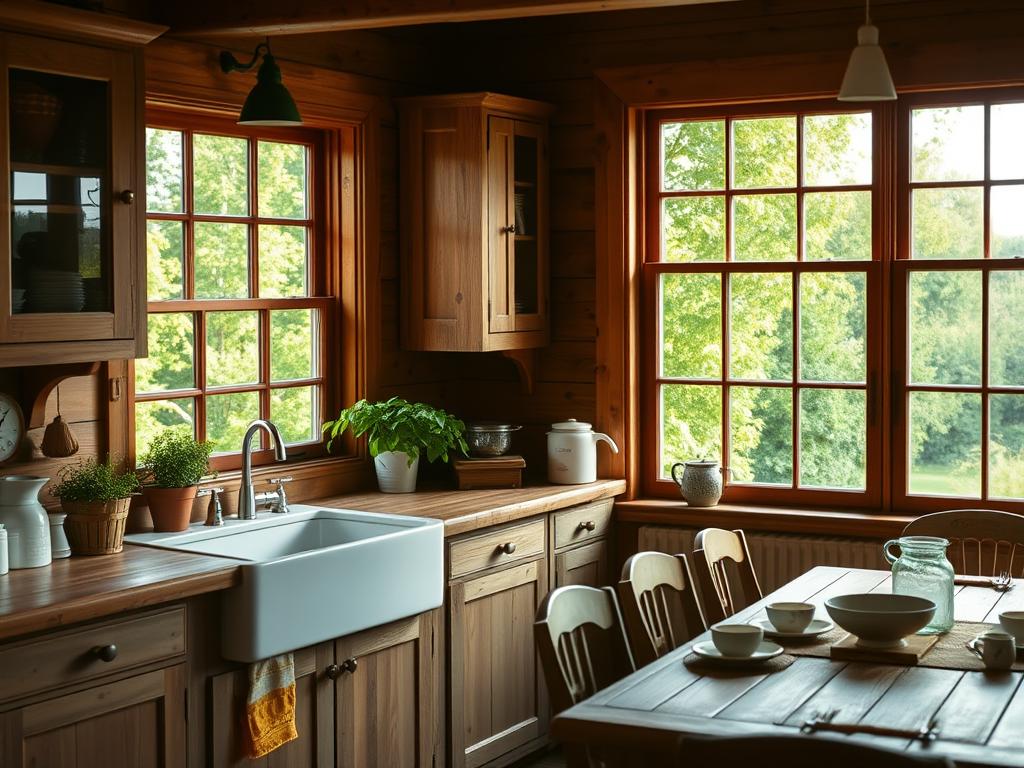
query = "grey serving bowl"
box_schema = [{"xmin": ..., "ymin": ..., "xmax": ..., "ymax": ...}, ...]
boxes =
[{"xmin": 825, "ymin": 593, "xmax": 936, "ymax": 649}]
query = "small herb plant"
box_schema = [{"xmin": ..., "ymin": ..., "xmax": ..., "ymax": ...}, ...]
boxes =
[
  {"xmin": 51, "ymin": 457, "xmax": 140, "ymax": 502},
  {"xmin": 323, "ymin": 397, "xmax": 468, "ymax": 464},
  {"xmin": 140, "ymin": 428, "xmax": 214, "ymax": 488}
]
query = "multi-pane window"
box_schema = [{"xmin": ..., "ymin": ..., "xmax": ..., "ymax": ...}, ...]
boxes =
[
  {"xmin": 647, "ymin": 103, "xmax": 879, "ymax": 506},
  {"xmin": 136, "ymin": 118, "xmax": 328, "ymax": 469},
  {"xmin": 646, "ymin": 91, "xmax": 1024, "ymax": 513},
  {"xmin": 895, "ymin": 95, "xmax": 1024, "ymax": 510}
]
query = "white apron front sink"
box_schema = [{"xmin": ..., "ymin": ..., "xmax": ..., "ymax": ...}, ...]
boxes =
[{"xmin": 126, "ymin": 505, "xmax": 443, "ymax": 662}]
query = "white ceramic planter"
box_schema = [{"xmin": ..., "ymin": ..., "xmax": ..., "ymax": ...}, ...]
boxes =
[{"xmin": 374, "ymin": 451, "xmax": 420, "ymax": 493}]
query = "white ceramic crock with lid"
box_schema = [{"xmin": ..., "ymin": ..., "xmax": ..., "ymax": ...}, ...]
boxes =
[
  {"xmin": 0, "ymin": 475, "xmax": 51, "ymax": 569},
  {"xmin": 547, "ymin": 419, "xmax": 619, "ymax": 485}
]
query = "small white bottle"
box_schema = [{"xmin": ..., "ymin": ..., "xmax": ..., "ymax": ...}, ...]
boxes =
[{"xmin": 0, "ymin": 524, "xmax": 8, "ymax": 576}]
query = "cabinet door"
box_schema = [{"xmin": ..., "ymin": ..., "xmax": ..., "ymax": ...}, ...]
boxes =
[
  {"xmin": 449, "ymin": 558, "xmax": 549, "ymax": 768},
  {"xmin": 0, "ymin": 665, "xmax": 185, "ymax": 768},
  {"xmin": 0, "ymin": 32, "xmax": 139, "ymax": 345},
  {"xmin": 555, "ymin": 538, "xmax": 610, "ymax": 589},
  {"xmin": 510, "ymin": 120, "xmax": 547, "ymax": 333},
  {"xmin": 209, "ymin": 645, "xmax": 334, "ymax": 768},
  {"xmin": 335, "ymin": 611, "xmax": 442, "ymax": 768}
]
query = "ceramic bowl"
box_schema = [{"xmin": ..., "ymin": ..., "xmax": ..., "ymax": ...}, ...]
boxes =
[
  {"xmin": 766, "ymin": 602, "xmax": 816, "ymax": 634},
  {"xmin": 824, "ymin": 593, "xmax": 935, "ymax": 649}
]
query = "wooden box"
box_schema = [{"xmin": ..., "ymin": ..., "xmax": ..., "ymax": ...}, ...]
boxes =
[{"xmin": 453, "ymin": 456, "xmax": 526, "ymax": 490}]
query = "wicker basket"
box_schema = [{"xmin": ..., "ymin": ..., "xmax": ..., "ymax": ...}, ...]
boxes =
[{"xmin": 62, "ymin": 497, "xmax": 131, "ymax": 555}]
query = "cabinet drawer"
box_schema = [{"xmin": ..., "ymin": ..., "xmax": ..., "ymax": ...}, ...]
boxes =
[
  {"xmin": 553, "ymin": 499, "xmax": 614, "ymax": 551},
  {"xmin": 0, "ymin": 606, "xmax": 185, "ymax": 703},
  {"xmin": 449, "ymin": 518, "xmax": 546, "ymax": 579}
]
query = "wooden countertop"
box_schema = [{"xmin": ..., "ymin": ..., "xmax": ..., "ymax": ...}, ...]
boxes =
[
  {"xmin": 311, "ymin": 478, "xmax": 627, "ymax": 537},
  {"xmin": 0, "ymin": 546, "xmax": 240, "ymax": 642},
  {"xmin": 0, "ymin": 480, "xmax": 625, "ymax": 641}
]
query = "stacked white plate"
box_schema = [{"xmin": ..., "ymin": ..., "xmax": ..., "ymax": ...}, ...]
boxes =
[
  {"xmin": 11, "ymin": 288, "xmax": 26, "ymax": 314},
  {"xmin": 28, "ymin": 270, "xmax": 84, "ymax": 313}
]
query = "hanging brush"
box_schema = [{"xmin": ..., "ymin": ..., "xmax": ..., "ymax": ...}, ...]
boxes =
[{"xmin": 41, "ymin": 385, "xmax": 79, "ymax": 458}]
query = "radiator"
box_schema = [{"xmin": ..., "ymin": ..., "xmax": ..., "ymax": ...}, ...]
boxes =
[{"xmin": 638, "ymin": 525, "xmax": 888, "ymax": 594}]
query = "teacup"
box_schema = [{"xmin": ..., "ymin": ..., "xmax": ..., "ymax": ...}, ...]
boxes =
[
  {"xmin": 711, "ymin": 623, "xmax": 763, "ymax": 657},
  {"xmin": 999, "ymin": 611, "xmax": 1024, "ymax": 644},
  {"xmin": 766, "ymin": 602, "xmax": 815, "ymax": 634},
  {"xmin": 968, "ymin": 630, "xmax": 1016, "ymax": 670}
]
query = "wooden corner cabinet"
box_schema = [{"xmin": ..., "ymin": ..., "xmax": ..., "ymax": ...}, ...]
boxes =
[
  {"xmin": 0, "ymin": 4, "xmax": 164, "ymax": 367},
  {"xmin": 400, "ymin": 93, "xmax": 553, "ymax": 352}
]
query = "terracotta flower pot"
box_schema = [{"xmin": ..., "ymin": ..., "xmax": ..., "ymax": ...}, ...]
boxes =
[{"xmin": 145, "ymin": 485, "xmax": 198, "ymax": 533}]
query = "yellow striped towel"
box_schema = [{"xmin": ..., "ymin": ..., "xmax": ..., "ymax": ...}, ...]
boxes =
[{"xmin": 245, "ymin": 653, "xmax": 298, "ymax": 758}]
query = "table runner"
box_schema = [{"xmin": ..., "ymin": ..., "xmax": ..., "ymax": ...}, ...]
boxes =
[{"xmin": 783, "ymin": 621, "xmax": 1024, "ymax": 671}]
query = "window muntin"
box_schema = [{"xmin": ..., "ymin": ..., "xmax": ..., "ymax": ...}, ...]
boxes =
[
  {"xmin": 649, "ymin": 105, "xmax": 876, "ymax": 505},
  {"xmin": 136, "ymin": 121, "xmax": 326, "ymax": 468}
]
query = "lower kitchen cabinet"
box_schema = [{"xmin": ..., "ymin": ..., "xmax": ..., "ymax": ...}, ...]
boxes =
[
  {"xmin": 208, "ymin": 612, "xmax": 441, "ymax": 768},
  {"xmin": 448, "ymin": 543, "xmax": 549, "ymax": 768},
  {"xmin": 335, "ymin": 611, "xmax": 441, "ymax": 768},
  {"xmin": 210, "ymin": 644, "xmax": 334, "ymax": 768},
  {"xmin": 0, "ymin": 665, "xmax": 187, "ymax": 768}
]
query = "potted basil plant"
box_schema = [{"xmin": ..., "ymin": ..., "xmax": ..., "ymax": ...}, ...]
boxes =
[
  {"xmin": 323, "ymin": 397, "xmax": 468, "ymax": 493},
  {"xmin": 52, "ymin": 457, "xmax": 140, "ymax": 555},
  {"xmin": 140, "ymin": 428, "xmax": 214, "ymax": 532}
]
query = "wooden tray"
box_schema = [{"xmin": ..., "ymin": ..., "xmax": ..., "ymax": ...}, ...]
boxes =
[
  {"xmin": 453, "ymin": 455, "xmax": 526, "ymax": 490},
  {"xmin": 829, "ymin": 632, "xmax": 940, "ymax": 665}
]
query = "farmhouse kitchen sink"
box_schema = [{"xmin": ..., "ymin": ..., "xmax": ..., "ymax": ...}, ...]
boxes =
[{"xmin": 126, "ymin": 506, "xmax": 443, "ymax": 662}]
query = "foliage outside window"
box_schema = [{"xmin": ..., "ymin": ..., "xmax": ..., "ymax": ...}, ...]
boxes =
[
  {"xmin": 646, "ymin": 92, "xmax": 1024, "ymax": 511},
  {"xmin": 136, "ymin": 118, "xmax": 328, "ymax": 469}
]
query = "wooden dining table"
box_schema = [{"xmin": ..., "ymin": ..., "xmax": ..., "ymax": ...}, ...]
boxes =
[{"xmin": 551, "ymin": 566, "xmax": 1024, "ymax": 767}]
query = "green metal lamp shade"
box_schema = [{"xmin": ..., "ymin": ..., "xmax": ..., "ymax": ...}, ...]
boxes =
[{"xmin": 238, "ymin": 53, "xmax": 302, "ymax": 126}]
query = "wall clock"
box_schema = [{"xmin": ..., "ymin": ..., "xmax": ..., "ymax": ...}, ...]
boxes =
[{"xmin": 0, "ymin": 393, "xmax": 25, "ymax": 463}]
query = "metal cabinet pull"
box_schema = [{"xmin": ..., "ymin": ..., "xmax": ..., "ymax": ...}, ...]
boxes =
[
  {"xmin": 92, "ymin": 644, "xmax": 118, "ymax": 663},
  {"xmin": 578, "ymin": 521, "xmax": 596, "ymax": 532},
  {"xmin": 119, "ymin": 190, "xmax": 135, "ymax": 204},
  {"xmin": 498, "ymin": 542, "xmax": 517, "ymax": 555}
]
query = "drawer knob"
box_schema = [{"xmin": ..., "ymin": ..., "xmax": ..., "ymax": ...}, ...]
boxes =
[
  {"xmin": 578, "ymin": 521, "xmax": 597, "ymax": 532},
  {"xmin": 325, "ymin": 663, "xmax": 341, "ymax": 680},
  {"xmin": 325, "ymin": 658, "xmax": 358, "ymax": 680},
  {"xmin": 340, "ymin": 657, "xmax": 358, "ymax": 674},
  {"xmin": 119, "ymin": 189, "xmax": 135, "ymax": 205},
  {"xmin": 92, "ymin": 644, "xmax": 118, "ymax": 663},
  {"xmin": 498, "ymin": 542, "xmax": 517, "ymax": 555}
]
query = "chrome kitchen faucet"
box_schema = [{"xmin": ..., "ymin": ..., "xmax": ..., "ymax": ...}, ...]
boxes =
[{"xmin": 238, "ymin": 419, "xmax": 289, "ymax": 520}]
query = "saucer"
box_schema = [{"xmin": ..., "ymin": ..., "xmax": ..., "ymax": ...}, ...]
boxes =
[
  {"xmin": 754, "ymin": 617, "xmax": 834, "ymax": 639},
  {"xmin": 691, "ymin": 640, "xmax": 784, "ymax": 664}
]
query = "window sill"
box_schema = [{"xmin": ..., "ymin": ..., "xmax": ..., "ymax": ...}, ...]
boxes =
[
  {"xmin": 615, "ymin": 499, "xmax": 913, "ymax": 539},
  {"xmin": 197, "ymin": 454, "xmax": 372, "ymax": 504}
]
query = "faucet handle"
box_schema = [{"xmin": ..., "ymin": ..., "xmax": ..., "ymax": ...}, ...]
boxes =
[{"xmin": 268, "ymin": 476, "xmax": 292, "ymax": 514}]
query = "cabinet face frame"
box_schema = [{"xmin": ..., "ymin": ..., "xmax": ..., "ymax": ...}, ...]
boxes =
[
  {"xmin": 0, "ymin": 32, "xmax": 139, "ymax": 346},
  {"xmin": 554, "ymin": 538, "xmax": 610, "ymax": 588}
]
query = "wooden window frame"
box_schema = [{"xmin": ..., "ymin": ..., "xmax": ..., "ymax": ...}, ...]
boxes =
[
  {"xmin": 641, "ymin": 100, "xmax": 884, "ymax": 508},
  {"xmin": 891, "ymin": 88, "xmax": 1024, "ymax": 516},
  {"xmin": 131, "ymin": 110, "xmax": 337, "ymax": 473}
]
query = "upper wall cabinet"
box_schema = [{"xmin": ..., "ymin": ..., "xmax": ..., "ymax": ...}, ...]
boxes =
[
  {"xmin": 0, "ymin": 4, "xmax": 165, "ymax": 367},
  {"xmin": 400, "ymin": 93, "xmax": 553, "ymax": 352}
]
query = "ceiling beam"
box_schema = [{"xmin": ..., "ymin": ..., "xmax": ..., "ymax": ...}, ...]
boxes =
[{"xmin": 170, "ymin": 0, "xmax": 739, "ymax": 37}]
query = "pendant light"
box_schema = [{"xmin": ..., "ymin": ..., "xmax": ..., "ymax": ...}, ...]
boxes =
[
  {"xmin": 838, "ymin": 0, "xmax": 897, "ymax": 102},
  {"xmin": 219, "ymin": 41, "xmax": 303, "ymax": 126}
]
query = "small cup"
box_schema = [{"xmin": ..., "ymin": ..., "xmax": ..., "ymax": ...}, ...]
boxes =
[
  {"xmin": 766, "ymin": 602, "xmax": 815, "ymax": 634},
  {"xmin": 968, "ymin": 630, "xmax": 1016, "ymax": 670},
  {"xmin": 999, "ymin": 611, "xmax": 1024, "ymax": 644},
  {"xmin": 711, "ymin": 623, "xmax": 763, "ymax": 657}
]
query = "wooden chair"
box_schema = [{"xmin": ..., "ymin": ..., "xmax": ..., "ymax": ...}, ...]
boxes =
[
  {"xmin": 692, "ymin": 528, "xmax": 763, "ymax": 625},
  {"xmin": 534, "ymin": 585, "xmax": 636, "ymax": 716},
  {"xmin": 675, "ymin": 734, "xmax": 954, "ymax": 768},
  {"xmin": 616, "ymin": 552, "xmax": 706, "ymax": 666},
  {"xmin": 903, "ymin": 509, "xmax": 1024, "ymax": 577}
]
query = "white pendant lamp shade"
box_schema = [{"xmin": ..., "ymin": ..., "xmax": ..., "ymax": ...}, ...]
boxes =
[{"xmin": 838, "ymin": 3, "xmax": 897, "ymax": 102}]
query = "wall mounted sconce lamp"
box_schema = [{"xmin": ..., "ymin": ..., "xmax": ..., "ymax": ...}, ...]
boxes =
[{"xmin": 219, "ymin": 42, "xmax": 303, "ymax": 126}]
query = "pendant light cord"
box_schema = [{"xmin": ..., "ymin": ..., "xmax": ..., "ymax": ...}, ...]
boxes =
[
  {"xmin": 56, "ymin": 385, "xmax": 60, "ymax": 417},
  {"xmin": 865, "ymin": 0, "xmax": 871, "ymax": 25}
]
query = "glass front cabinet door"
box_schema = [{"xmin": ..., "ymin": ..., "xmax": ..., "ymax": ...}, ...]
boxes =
[{"xmin": 0, "ymin": 32, "xmax": 145, "ymax": 364}]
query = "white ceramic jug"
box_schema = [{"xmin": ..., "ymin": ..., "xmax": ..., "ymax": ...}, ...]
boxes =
[
  {"xmin": 0, "ymin": 476, "xmax": 51, "ymax": 569},
  {"xmin": 547, "ymin": 419, "xmax": 619, "ymax": 485}
]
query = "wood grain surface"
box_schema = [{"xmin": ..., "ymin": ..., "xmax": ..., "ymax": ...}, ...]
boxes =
[{"xmin": 553, "ymin": 566, "xmax": 1024, "ymax": 767}]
